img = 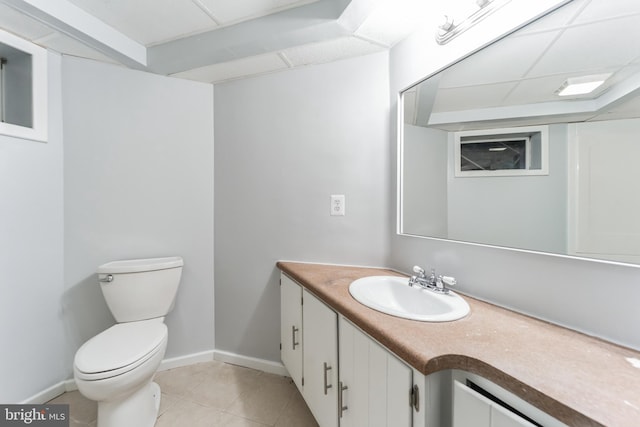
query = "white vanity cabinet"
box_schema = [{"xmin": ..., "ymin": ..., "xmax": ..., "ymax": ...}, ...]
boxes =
[
  {"xmin": 280, "ymin": 274, "xmax": 303, "ymax": 390},
  {"xmin": 338, "ymin": 316, "xmax": 413, "ymax": 427},
  {"xmin": 280, "ymin": 273, "xmax": 339, "ymax": 427},
  {"xmin": 281, "ymin": 273, "xmax": 418, "ymax": 427},
  {"xmin": 302, "ymin": 288, "xmax": 339, "ymax": 427}
]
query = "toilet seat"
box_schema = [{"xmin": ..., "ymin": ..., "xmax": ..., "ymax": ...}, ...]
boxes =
[{"xmin": 75, "ymin": 321, "xmax": 167, "ymax": 381}]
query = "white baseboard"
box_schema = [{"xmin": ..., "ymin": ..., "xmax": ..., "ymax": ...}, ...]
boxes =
[
  {"xmin": 20, "ymin": 381, "xmax": 68, "ymax": 404},
  {"xmin": 158, "ymin": 350, "xmax": 215, "ymax": 371},
  {"xmin": 213, "ymin": 350, "xmax": 289, "ymax": 377},
  {"xmin": 24, "ymin": 349, "xmax": 286, "ymax": 404}
]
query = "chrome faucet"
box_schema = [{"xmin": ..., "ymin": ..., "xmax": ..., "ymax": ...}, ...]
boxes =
[
  {"xmin": 409, "ymin": 266, "xmax": 436, "ymax": 288},
  {"xmin": 409, "ymin": 265, "xmax": 456, "ymax": 294}
]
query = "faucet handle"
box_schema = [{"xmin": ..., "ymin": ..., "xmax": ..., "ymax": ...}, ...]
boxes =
[
  {"xmin": 441, "ymin": 276, "xmax": 456, "ymax": 287},
  {"xmin": 412, "ymin": 265, "xmax": 426, "ymax": 277},
  {"xmin": 436, "ymin": 275, "xmax": 456, "ymax": 293}
]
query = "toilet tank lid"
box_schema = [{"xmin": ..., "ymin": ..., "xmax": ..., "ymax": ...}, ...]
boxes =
[{"xmin": 98, "ymin": 256, "xmax": 183, "ymax": 274}]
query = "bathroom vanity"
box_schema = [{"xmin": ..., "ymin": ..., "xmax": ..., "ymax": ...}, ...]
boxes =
[{"xmin": 277, "ymin": 261, "xmax": 640, "ymax": 427}]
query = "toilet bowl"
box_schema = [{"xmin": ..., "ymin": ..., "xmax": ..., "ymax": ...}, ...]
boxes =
[
  {"xmin": 74, "ymin": 319, "xmax": 167, "ymax": 427},
  {"xmin": 73, "ymin": 257, "xmax": 183, "ymax": 427}
]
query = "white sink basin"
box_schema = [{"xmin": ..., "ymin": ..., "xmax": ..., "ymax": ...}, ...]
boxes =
[{"xmin": 349, "ymin": 276, "xmax": 470, "ymax": 322}]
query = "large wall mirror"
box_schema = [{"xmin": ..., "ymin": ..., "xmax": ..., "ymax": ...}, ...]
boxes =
[{"xmin": 399, "ymin": 0, "xmax": 640, "ymax": 265}]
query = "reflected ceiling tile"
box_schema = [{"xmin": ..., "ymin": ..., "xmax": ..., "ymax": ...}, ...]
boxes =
[
  {"xmin": 528, "ymin": 15, "xmax": 640, "ymax": 77},
  {"xmin": 0, "ymin": 4, "xmax": 55, "ymax": 41},
  {"xmin": 66, "ymin": 0, "xmax": 218, "ymax": 45},
  {"xmin": 572, "ymin": 0, "xmax": 640, "ymax": 25},
  {"xmin": 282, "ymin": 36, "xmax": 384, "ymax": 67},
  {"xmin": 170, "ymin": 53, "xmax": 289, "ymax": 83},
  {"xmin": 514, "ymin": 0, "xmax": 587, "ymax": 35},
  {"xmin": 198, "ymin": 0, "xmax": 318, "ymax": 25},
  {"xmin": 439, "ymin": 30, "xmax": 559, "ymax": 88},
  {"xmin": 504, "ymin": 74, "xmax": 584, "ymax": 105}
]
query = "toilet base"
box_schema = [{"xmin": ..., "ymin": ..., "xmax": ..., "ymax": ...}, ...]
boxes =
[{"xmin": 97, "ymin": 381, "xmax": 161, "ymax": 427}]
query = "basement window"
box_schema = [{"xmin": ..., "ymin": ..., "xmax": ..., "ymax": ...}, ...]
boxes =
[
  {"xmin": 454, "ymin": 126, "xmax": 548, "ymax": 177},
  {"xmin": 0, "ymin": 28, "xmax": 47, "ymax": 142}
]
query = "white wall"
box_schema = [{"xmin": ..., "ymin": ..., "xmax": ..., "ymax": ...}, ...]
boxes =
[
  {"xmin": 214, "ymin": 51, "xmax": 391, "ymax": 363},
  {"xmin": 0, "ymin": 51, "xmax": 65, "ymax": 403},
  {"xmin": 62, "ymin": 57, "xmax": 215, "ymax": 367},
  {"xmin": 389, "ymin": 6, "xmax": 640, "ymax": 349}
]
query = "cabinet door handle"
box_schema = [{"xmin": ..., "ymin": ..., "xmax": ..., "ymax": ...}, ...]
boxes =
[
  {"xmin": 411, "ymin": 384, "xmax": 420, "ymax": 412},
  {"xmin": 291, "ymin": 326, "xmax": 299, "ymax": 350},
  {"xmin": 339, "ymin": 381, "xmax": 348, "ymax": 417},
  {"xmin": 323, "ymin": 363, "xmax": 333, "ymax": 395}
]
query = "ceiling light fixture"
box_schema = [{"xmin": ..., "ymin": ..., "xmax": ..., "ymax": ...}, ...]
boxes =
[
  {"xmin": 436, "ymin": 0, "xmax": 511, "ymax": 45},
  {"xmin": 555, "ymin": 74, "xmax": 612, "ymax": 97}
]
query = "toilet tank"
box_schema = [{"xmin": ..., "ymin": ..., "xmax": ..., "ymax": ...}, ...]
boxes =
[{"xmin": 98, "ymin": 256, "xmax": 183, "ymax": 323}]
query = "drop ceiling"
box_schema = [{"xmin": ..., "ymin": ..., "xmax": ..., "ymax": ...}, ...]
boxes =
[{"xmin": 0, "ymin": 0, "xmax": 432, "ymax": 83}]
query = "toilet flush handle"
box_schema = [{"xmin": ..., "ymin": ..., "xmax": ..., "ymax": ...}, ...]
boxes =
[{"xmin": 99, "ymin": 274, "xmax": 114, "ymax": 283}]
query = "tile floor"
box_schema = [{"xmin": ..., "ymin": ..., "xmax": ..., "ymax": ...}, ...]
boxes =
[{"xmin": 47, "ymin": 360, "xmax": 319, "ymax": 427}]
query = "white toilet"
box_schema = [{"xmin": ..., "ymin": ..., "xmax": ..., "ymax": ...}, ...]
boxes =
[{"xmin": 73, "ymin": 256, "xmax": 183, "ymax": 427}]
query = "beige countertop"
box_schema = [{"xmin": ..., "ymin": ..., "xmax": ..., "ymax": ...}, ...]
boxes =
[{"xmin": 277, "ymin": 261, "xmax": 640, "ymax": 427}]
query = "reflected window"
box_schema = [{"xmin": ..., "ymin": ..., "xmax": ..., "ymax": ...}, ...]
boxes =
[
  {"xmin": 454, "ymin": 126, "xmax": 548, "ymax": 177},
  {"xmin": 460, "ymin": 139, "xmax": 527, "ymax": 171}
]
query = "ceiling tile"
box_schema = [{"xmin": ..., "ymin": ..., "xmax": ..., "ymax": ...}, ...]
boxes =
[
  {"xmin": 0, "ymin": 4, "xmax": 55, "ymax": 41},
  {"xmin": 355, "ymin": 0, "xmax": 428, "ymax": 47},
  {"xmin": 170, "ymin": 52, "xmax": 289, "ymax": 83},
  {"xmin": 66, "ymin": 0, "xmax": 218, "ymax": 45},
  {"xmin": 198, "ymin": 0, "xmax": 318, "ymax": 25},
  {"xmin": 282, "ymin": 36, "xmax": 384, "ymax": 67}
]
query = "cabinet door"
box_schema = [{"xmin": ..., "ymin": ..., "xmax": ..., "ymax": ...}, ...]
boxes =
[
  {"xmin": 280, "ymin": 274, "xmax": 303, "ymax": 391},
  {"xmin": 339, "ymin": 317, "xmax": 412, "ymax": 427},
  {"xmin": 453, "ymin": 381, "xmax": 537, "ymax": 427},
  {"xmin": 491, "ymin": 405, "xmax": 537, "ymax": 427},
  {"xmin": 302, "ymin": 289, "xmax": 338, "ymax": 427},
  {"xmin": 339, "ymin": 318, "xmax": 371, "ymax": 427},
  {"xmin": 385, "ymin": 349, "xmax": 412, "ymax": 427},
  {"xmin": 453, "ymin": 381, "xmax": 491, "ymax": 427}
]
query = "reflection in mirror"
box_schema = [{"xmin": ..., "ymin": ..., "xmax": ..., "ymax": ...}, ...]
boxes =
[{"xmin": 399, "ymin": 0, "xmax": 640, "ymax": 265}]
